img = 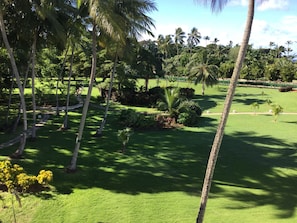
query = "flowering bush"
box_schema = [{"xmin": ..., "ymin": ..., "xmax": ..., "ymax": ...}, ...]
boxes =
[{"xmin": 0, "ymin": 160, "xmax": 53, "ymax": 192}]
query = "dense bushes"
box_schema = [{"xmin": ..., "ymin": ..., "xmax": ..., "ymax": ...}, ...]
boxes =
[
  {"xmin": 177, "ymin": 100, "xmax": 202, "ymax": 126},
  {"xmin": 279, "ymin": 86, "xmax": 293, "ymax": 92},
  {"xmin": 118, "ymin": 86, "xmax": 202, "ymax": 129},
  {"xmin": 101, "ymin": 85, "xmax": 195, "ymax": 107},
  {"xmin": 118, "ymin": 109, "xmax": 158, "ymax": 129}
]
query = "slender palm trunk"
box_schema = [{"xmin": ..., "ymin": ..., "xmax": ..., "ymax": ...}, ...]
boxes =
[
  {"xmin": 5, "ymin": 77, "xmax": 14, "ymax": 125},
  {"xmin": 62, "ymin": 45, "xmax": 75, "ymax": 130},
  {"xmin": 0, "ymin": 9, "xmax": 28, "ymax": 156},
  {"xmin": 56, "ymin": 45, "xmax": 70, "ymax": 116},
  {"xmin": 145, "ymin": 73, "xmax": 149, "ymax": 92},
  {"xmin": 95, "ymin": 46, "xmax": 119, "ymax": 136},
  {"xmin": 201, "ymin": 82, "xmax": 205, "ymax": 96},
  {"xmin": 68, "ymin": 24, "xmax": 97, "ymax": 171},
  {"xmin": 31, "ymin": 31, "xmax": 37, "ymax": 139},
  {"xmin": 196, "ymin": 1, "xmax": 254, "ymax": 222},
  {"xmin": 12, "ymin": 54, "xmax": 31, "ymax": 133}
]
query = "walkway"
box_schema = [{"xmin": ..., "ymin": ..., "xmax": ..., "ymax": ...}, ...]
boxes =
[{"xmin": 0, "ymin": 94, "xmax": 84, "ymax": 150}]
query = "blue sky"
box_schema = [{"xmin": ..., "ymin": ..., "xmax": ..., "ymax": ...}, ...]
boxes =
[{"xmin": 142, "ymin": 0, "xmax": 297, "ymax": 53}]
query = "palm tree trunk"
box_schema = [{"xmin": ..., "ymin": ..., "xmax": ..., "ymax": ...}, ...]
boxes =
[
  {"xmin": 56, "ymin": 45, "xmax": 70, "ymax": 116},
  {"xmin": 196, "ymin": 0, "xmax": 255, "ymax": 222},
  {"xmin": 31, "ymin": 31, "xmax": 37, "ymax": 139},
  {"xmin": 68, "ymin": 23, "xmax": 97, "ymax": 171},
  {"xmin": 95, "ymin": 46, "xmax": 119, "ymax": 136},
  {"xmin": 12, "ymin": 54, "xmax": 31, "ymax": 133},
  {"xmin": 5, "ymin": 76, "xmax": 14, "ymax": 126},
  {"xmin": 62, "ymin": 45, "xmax": 75, "ymax": 130},
  {"xmin": 201, "ymin": 82, "xmax": 205, "ymax": 96},
  {"xmin": 0, "ymin": 9, "xmax": 28, "ymax": 157}
]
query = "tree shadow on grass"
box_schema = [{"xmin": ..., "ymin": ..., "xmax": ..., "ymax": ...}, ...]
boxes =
[
  {"xmin": 193, "ymin": 94, "xmax": 224, "ymax": 111},
  {"xmin": 213, "ymin": 131, "xmax": 297, "ymax": 219},
  {"xmin": 1, "ymin": 112, "xmax": 296, "ymax": 220}
]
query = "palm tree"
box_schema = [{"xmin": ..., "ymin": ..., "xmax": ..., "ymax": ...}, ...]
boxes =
[
  {"xmin": 68, "ymin": 0, "xmax": 156, "ymax": 171},
  {"xmin": 187, "ymin": 50, "xmax": 218, "ymax": 95},
  {"xmin": 212, "ymin": 37, "xmax": 219, "ymax": 44},
  {"xmin": 157, "ymin": 34, "xmax": 174, "ymax": 59},
  {"xmin": 203, "ymin": 35, "xmax": 210, "ymax": 46},
  {"xmin": 94, "ymin": 0, "xmax": 157, "ymax": 136},
  {"xmin": 271, "ymin": 103, "xmax": 283, "ymax": 122},
  {"xmin": 30, "ymin": 0, "xmax": 70, "ymax": 140},
  {"xmin": 269, "ymin": 41, "xmax": 275, "ymax": 50},
  {"xmin": 164, "ymin": 87, "xmax": 181, "ymax": 118},
  {"xmin": 286, "ymin": 40, "xmax": 293, "ymax": 57},
  {"xmin": 174, "ymin": 27, "xmax": 186, "ymax": 55},
  {"xmin": 0, "ymin": 6, "xmax": 28, "ymax": 157},
  {"xmin": 195, "ymin": 0, "xmax": 256, "ymax": 222},
  {"xmin": 187, "ymin": 27, "xmax": 201, "ymax": 52}
]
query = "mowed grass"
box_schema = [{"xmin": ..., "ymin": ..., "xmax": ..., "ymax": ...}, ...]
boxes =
[{"xmin": 0, "ymin": 81, "xmax": 296, "ymax": 223}]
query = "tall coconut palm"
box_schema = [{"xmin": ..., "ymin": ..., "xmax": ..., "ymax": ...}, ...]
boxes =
[
  {"xmin": 187, "ymin": 27, "xmax": 201, "ymax": 52},
  {"xmin": 31, "ymin": 30, "xmax": 37, "ymax": 139},
  {"xmin": 286, "ymin": 40, "xmax": 293, "ymax": 57},
  {"xmin": 195, "ymin": 0, "xmax": 256, "ymax": 222},
  {"xmin": 68, "ymin": 0, "xmax": 156, "ymax": 171},
  {"xmin": 30, "ymin": 0, "xmax": 70, "ymax": 139},
  {"xmin": 157, "ymin": 34, "xmax": 174, "ymax": 59},
  {"xmin": 187, "ymin": 50, "xmax": 218, "ymax": 95},
  {"xmin": 0, "ymin": 6, "xmax": 28, "ymax": 157},
  {"xmin": 203, "ymin": 35, "xmax": 210, "ymax": 46},
  {"xmin": 212, "ymin": 37, "xmax": 219, "ymax": 45},
  {"xmin": 174, "ymin": 27, "xmax": 186, "ymax": 55},
  {"xmin": 69, "ymin": 0, "xmax": 124, "ymax": 171},
  {"xmin": 95, "ymin": 0, "xmax": 156, "ymax": 136}
]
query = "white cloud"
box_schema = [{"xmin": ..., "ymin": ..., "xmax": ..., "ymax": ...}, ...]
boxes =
[
  {"xmin": 249, "ymin": 16, "xmax": 297, "ymax": 52},
  {"xmin": 252, "ymin": 19, "xmax": 269, "ymax": 33},
  {"xmin": 280, "ymin": 15, "xmax": 297, "ymax": 30},
  {"xmin": 257, "ymin": 0, "xmax": 289, "ymax": 11},
  {"xmin": 229, "ymin": 0, "xmax": 289, "ymax": 10},
  {"xmin": 228, "ymin": 0, "xmax": 248, "ymax": 6}
]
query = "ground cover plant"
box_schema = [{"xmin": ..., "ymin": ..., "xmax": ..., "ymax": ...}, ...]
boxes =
[{"xmin": 0, "ymin": 82, "xmax": 296, "ymax": 223}]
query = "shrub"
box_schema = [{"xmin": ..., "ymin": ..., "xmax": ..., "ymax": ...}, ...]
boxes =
[
  {"xmin": 0, "ymin": 160, "xmax": 53, "ymax": 193},
  {"xmin": 177, "ymin": 110, "xmax": 199, "ymax": 126},
  {"xmin": 179, "ymin": 87, "xmax": 195, "ymax": 99},
  {"xmin": 118, "ymin": 109, "xmax": 140, "ymax": 127},
  {"xmin": 117, "ymin": 128, "xmax": 133, "ymax": 152},
  {"xmin": 279, "ymin": 86, "xmax": 293, "ymax": 92},
  {"xmin": 177, "ymin": 100, "xmax": 202, "ymax": 126},
  {"xmin": 37, "ymin": 170, "xmax": 53, "ymax": 185},
  {"xmin": 118, "ymin": 109, "xmax": 157, "ymax": 129},
  {"xmin": 178, "ymin": 100, "xmax": 202, "ymax": 117},
  {"xmin": 148, "ymin": 86, "xmax": 164, "ymax": 96}
]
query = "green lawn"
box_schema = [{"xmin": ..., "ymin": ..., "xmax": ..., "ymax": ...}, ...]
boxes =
[{"xmin": 0, "ymin": 81, "xmax": 296, "ymax": 223}]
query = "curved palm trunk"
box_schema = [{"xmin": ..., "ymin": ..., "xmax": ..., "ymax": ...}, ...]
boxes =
[
  {"xmin": 0, "ymin": 9, "xmax": 28, "ymax": 156},
  {"xmin": 196, "ymin": 1, "xmax": 254, "ymax": 222},
  {"xmin": 62, "ymin": 45, "xmax": 75, "ymax": 130},
  {"xmin": 31, "ymin": 31, "xmax": 37, "ymax": 139},
  {"xmin": 68, "ymin": 24, "xmax": 97, "ymax": 171},
  {"xmin": 95, "ymin": 46, "xmax": 119, "ymax": 136},
  {"xmin": 12, "ymin": 58, "xmax": 31, "ymax": 133}
]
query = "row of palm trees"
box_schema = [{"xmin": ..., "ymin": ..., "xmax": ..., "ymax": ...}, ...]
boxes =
[
  {"xmin": 0, "ymin": 0, "xmax": 156, "ymax": 164},
  {"xmin": 156, "ymin": 27, "xmax": 220, "ymax": 58}
]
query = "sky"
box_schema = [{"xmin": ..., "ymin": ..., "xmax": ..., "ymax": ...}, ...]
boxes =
[{"xmin": 141, "ymin": 0, "xmax": 297, "ymax": 53}]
